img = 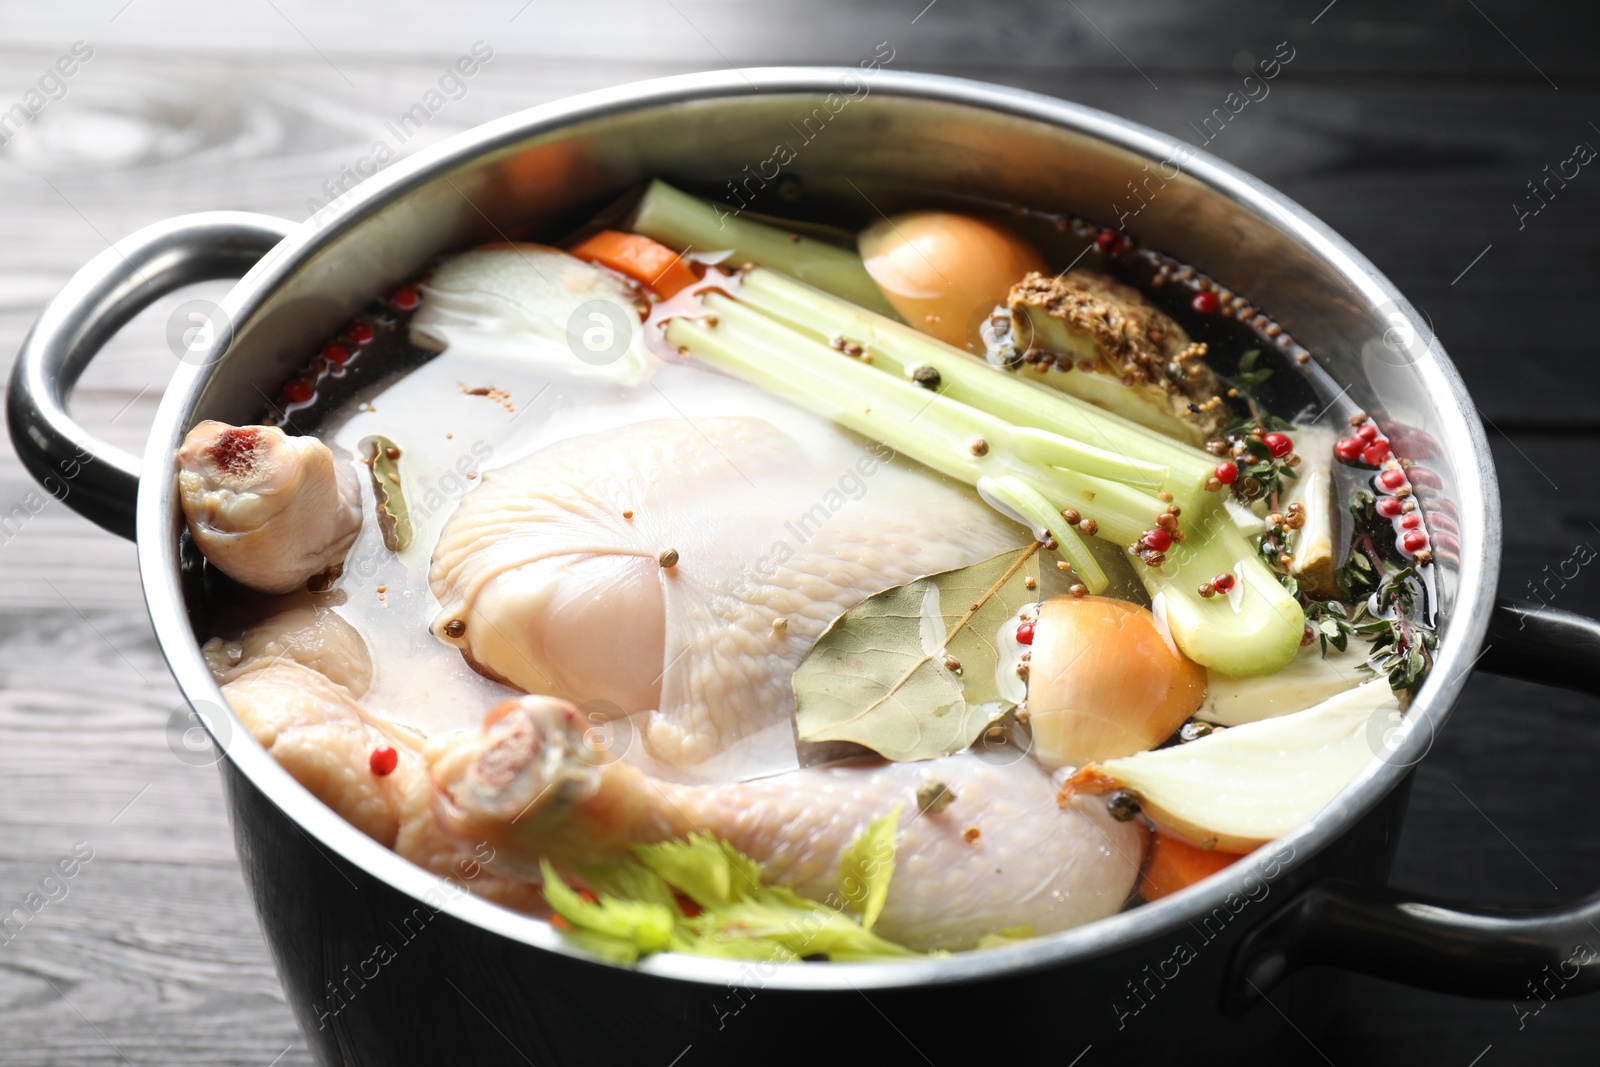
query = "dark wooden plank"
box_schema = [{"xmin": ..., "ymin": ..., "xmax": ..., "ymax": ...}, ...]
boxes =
[
  {"xmin": 3, "ymin": 0, "xmax": 1595, "ymax": 77},
  {"xmin": 1324, "ymin": 432, "xmax": 1600, "ymax": 1064},
  {"xmin": 4, "ymin": 51, "xmax": 1594, "ymax": 425},
  {"xmin": 955, "ymin": 68, "xmax": 1600, "ymax": 429}
]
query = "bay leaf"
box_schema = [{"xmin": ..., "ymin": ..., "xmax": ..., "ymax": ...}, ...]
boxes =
[
  {"xmin": 366, "ymin": 435, "xmax": 413, "ymax": 552},
  {"xmin": 794, "ymin": 543, "xmax": 1043, "ymax": 761}
]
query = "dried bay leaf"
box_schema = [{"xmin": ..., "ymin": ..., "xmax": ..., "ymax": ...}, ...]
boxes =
[
  {"xmin": 366, "ymin": 435, "xmax": 413, "ymax": 552},
  {"xmin": 794, "ymin": 543, "xmax": 1043, "ymax": 761}
]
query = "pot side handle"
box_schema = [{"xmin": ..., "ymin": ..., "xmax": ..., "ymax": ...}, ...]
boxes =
[
  {"xmin": 1224, "ymin": 599, "xmax": 1600, "ymax": 1012},
  {"xmin": 6, "ymin": 212, "xmax": 296, "ymax": 540}
]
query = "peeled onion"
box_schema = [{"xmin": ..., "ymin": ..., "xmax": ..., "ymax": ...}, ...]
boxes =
[
  {"xmin": 858, "ymin": 211, "xmax": 1046, "ymax": 349},
  {"xmin": 1027, "ymin": 596, "xmax": 1206, "ymax": 769},
  {"xmin": 1069, "ymin": 678, "xmax": 1401, "ymax": 852},
  {"xmin": 1199, "ymin": 640, "xmax": 1373, "ymax": 727}
]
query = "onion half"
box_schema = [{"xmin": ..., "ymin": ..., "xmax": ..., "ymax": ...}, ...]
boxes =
[
  {"xmin": 859, "ymin": 211, "xmax": 1046, "ymax": 349},
  {"xmin": 1027, "ymin": 595, "xmax": 1206, "ymax": 769}
]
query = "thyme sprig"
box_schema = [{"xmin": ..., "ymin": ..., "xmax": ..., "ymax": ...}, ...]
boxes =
[
  {"xmin": 1353, "ymin": 573, "xmax": 1436, "ymax": 692},
  {"xmin": 1217, "ymin": 413, "xmax": 1299, "ymax": 506},
  {"xmin": 1250, "ymin": 484, "xmax": 1436, "ymax": 694},
  {"xmin": 1302, "ymin": 599, "xmax": 1353, "ymax": 655},
  {"xmin": 1228, "ymin": 348, "xmax": 1274, "ymax": 397},
  {"xmin": 1337, "ymin": 489, "xmax": 1437, "ymax": 692}
]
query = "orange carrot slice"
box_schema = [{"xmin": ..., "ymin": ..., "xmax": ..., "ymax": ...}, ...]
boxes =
[
  {"xmin": 570, "ymin": 230, "xmax": 697, "ymax": 298},
  {"xmin": 1141, "ymin": 831, "xmax": 1244, "ymax": 900}
]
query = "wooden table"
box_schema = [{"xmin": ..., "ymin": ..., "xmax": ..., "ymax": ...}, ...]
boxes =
[{"xmin": 1, "ymin": 2, "xmax": 1596, "ymax": 1062}]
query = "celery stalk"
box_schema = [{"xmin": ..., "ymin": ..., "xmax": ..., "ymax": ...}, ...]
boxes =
[
  {"xmin": 673, "ymin": 308, "xmax": 1154, "ymax": 549},
  {"xmin": 665, "ymin": 313, "xmax": 1164, "ymax": 585},
  {"xmin": 704, "ymin": 293, "xmax": 1165, "ymax": 489},
  {"xmin": 978, "ymin": 475, "xmax": 1109, "ymax": 593},
  {"xmin": 735, "ymin": 268, "xmax": 1216, "ymax": 513},
  {"xmin": 630, "ymin": 180, "xmax": 902, "ymax": 319},
  {"xmin": 1145, "ymin": 515, "xmax": 1305, "ymax": 676},
  {"xmin": 694, "ymin": 292, "xmax": 1171, "ymax": 524},
  {"xmin": 666, "ymin": 271, "xmax": 1306, "ymax": 677},
  {"xmin": 665, "ymin": 317, "xmax": 981, "ymax": 484}
]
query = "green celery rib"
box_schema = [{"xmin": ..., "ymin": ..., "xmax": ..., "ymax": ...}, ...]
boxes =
[
  {"xmin": 629, "ymin": 180, "xmax": 902, "ymax": 319},
  {"xmin": 664, "ymin": 317, "xmax": 983, "ymax": 485},
  {"xmin": 669, "ymin": 303, "xmax": 1174, "ymax": 552},
  {"xmin": 977, "ymin": 475, "xmax": 1109, "ymax": 593},
  {"xmin": 667, "ymin": 269, "xmax": 1306, "ymax": 677},
  {"xmin": 1145, "ymin": 513, "xmax": 1306, "ymax": 676},
  {"xmin": 703, "ymin": 293, "xmax": 1165, "ymax": 490},
  {"xmin": 735, "ymin": 268, "xmax": 1218, "ymax": 508}
]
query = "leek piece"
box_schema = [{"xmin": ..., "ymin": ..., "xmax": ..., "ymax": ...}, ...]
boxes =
[{"xmin": 630, "ymin": 179, "xmax": 901, "ymax": 318}]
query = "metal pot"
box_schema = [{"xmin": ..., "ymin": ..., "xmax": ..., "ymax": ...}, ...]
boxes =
[{"xmin": 10, "ymin": 68, "xmax": 1598, "ymax": 1064}]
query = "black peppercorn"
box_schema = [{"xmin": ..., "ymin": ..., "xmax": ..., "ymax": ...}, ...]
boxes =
[{"xmin": 1107, "ymin": 791, "xmax": 1142, "ymax": 822}]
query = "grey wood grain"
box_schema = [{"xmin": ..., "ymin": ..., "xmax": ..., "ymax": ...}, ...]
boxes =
[
  {"xmin": 4, "ymin": 0, "xmax": 1594, "ymax": 76},
  {"xmin": 0, "ymin": 3, "xmax": 1597, "ymax": 1063}
]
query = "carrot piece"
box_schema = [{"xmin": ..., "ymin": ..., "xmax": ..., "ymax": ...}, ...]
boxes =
[
  {"xmin": 1140, "ymin": 831, "xmax": 1244, "ymax": 901},
  {"xmin": 570, "ymin": 230, "xmax": 697, "ymax": 298}
]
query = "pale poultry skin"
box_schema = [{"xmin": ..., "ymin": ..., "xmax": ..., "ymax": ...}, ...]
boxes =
[
  {"xmin": 189, "ymin": 402, "xmax": 1146, "ymax": 952},
  {"xmin": 210, "ymin": 609, "xmax": 1143, "ymax": 950},
  {"xmin": 207, "ymin": 604, "xmax": 542, "ymax": 912},
  {"xmin": 177, "ymin": 421, "xmax": 363, "ymax": 594},
  {"xmin": 429, "ymin": 416, "xmax": 1022, "ymax": 770},
  {"xmin": 429, "ymin": 695, "xmax": 1146, "ymax": 951}
]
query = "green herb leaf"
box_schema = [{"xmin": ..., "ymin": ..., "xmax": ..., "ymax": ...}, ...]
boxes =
[
  {"xmin": 1303, "ymin": 600, "xmax": 1354, "ymax": 656},
  {"xmin": 634, "ymin": 833, "xmax": 764, "ymax": 909},
  {"xmin": 975, "ymin": 924, "xmax": 1038, "ymax": 949},
  {"xmin": 1233, "ymin": 367, "xmax": 1273, "ymax": 393},
  {"xmin": 683, "ymin": 894, "xmax": 919, "ymax": 962},
  {"xmin": 545, "ymin": 822, "xmax": 928, "ymax": 964},
  {"xmin": 836, "ymin": 803, "xmax": 902, "ymax": 931},
  {"xmin": 366, "ymin": 435, "xmax": 413, "ymax": 552},
  {"xmin": 793, "ymin": 544, "xmax": 1042, "ymax": 761},
  {"xmin": 560, "ymin": 927, "xmax": 647, "ymax": 966},
  {"xmin": 540, "ymin": 859, "xmax": 676, "ymax": 955},
  {"xmin": 581, "ymin": 861, "xmax": 679, "ymax": 910}
]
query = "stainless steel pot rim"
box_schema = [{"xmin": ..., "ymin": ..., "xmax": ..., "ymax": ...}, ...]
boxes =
[{"xmin": 136, "ymin": 67, "xmax": 1500, "ymax": 991}]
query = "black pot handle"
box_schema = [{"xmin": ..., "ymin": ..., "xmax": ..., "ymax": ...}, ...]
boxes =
[
  {"xmin": 6, "ymin": 212, "xmax": 296, "ymax": 540},
  {"xmin": 1224, "ymin": 599, "xmax": 1600, "ymax": 1011}
]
